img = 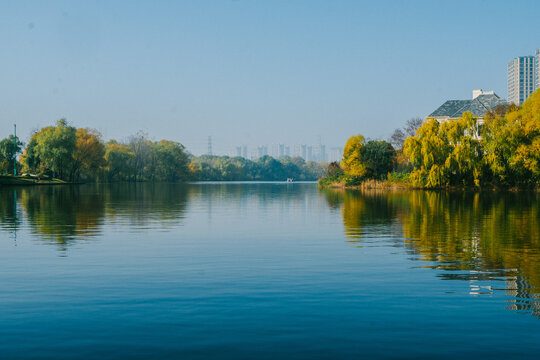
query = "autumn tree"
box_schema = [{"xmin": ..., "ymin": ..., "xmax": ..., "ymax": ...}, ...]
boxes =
[
  {"xmin": 340, "ymin": 135, "xmax": 396, "ymax": 180},
  {"xmin": 483, "ymin": 90, "xmax": 540, "ymax": 185},
  {"xmin": 403, "ymin": 113, "xmax": 483, "ymax": 187},
  {"xmin": 341, "ymin": 135, "xmax": 367, "ymax": 177},
  {"xmin": 73, "ymin": 128, "xmax": 106, "ymax": 181}
]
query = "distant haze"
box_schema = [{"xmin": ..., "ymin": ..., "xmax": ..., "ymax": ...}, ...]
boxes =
[{"xmin": 1, "ymin": 0, "xmax": 538, "ymax": 155}]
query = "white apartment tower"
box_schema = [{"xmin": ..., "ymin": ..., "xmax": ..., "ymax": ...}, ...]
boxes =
[
  {"xmin": 536, "ymin": 48, "xmax": 540, "ymax": 91},
  {"xmin": 508, "ymin": 48, "xmax": 540, "ymax": 105}
]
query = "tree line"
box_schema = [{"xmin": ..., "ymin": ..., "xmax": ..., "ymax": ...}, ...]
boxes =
[
  {"xmin": 190, "ymin": 154, "xmax": 326, "ymax": 181},
  {"xmin": 1, "ymin": 119, "xmax": 327, "ymax": 182},
  {"xmin": 2, "ymin": 119, "xmax": 189, "ymax": 182},
  {"xmin": 323, "ymin": 89, "xmax": 539, "ymax": 188}
]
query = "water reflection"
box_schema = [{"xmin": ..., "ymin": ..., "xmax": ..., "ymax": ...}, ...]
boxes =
[
  {"xmin": 103, "ymin": 183, "xmax": 188, "ymax": 228},
  {"xmin": 0, "ymin": 182, "xmax": 316, "ymax": 251},
  {"xmin": 2, "ymin": 184, "xmax": 539, "ymax": 319},
  {"xmin": 325, "ymin": 189, "xmax": 540, "ymax": 318},
  {"xmin": 20, "ymin": 185, "xmax": 106, "ymax": 249},
  {"xmin": 0, "ymin": 184, "xmax": 190, "ymax": 251}
]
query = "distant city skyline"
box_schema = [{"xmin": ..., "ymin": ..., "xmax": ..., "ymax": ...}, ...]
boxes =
[
  {"xmin": 227, "ymin": 142, "xmax": 341, "ymax": 162},
  {"xmin": 1, "ymin": 1, "xmax": 539, "ymax": 155}
]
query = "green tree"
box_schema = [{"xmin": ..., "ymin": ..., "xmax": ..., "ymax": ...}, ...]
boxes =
[
  {"xmin": 362, "ymin": 140, "xmax": 395, "ymax": 179},
  {"xmin": 104, "ymin": 141, "xmax": 135, "ymax": 181},
  {"xmin": 152, "ymin": 140, "xmax": 190, "ymax": 181},
  {"xmin": 0, "ymin": 135, "xmax": 23, "ymax": 174},
  {"xmin": 21, "ymin": 119, "xmax": 77, "ymax": 180}
]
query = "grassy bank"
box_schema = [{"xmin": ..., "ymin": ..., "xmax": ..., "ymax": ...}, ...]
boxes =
[
  {"xmin": 319, "ymin": 171, "xmax": 414, "ymax": 190},
  {"xmin": 0, "ymin": 175, "xmax": 67, "ymax": 186},
  {"xmin": 319, "ymin": 173, "xmax": 539, "ymax": 191}
]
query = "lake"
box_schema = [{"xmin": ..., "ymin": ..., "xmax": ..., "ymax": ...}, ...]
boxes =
[{"xmin": 0, "ymin": 183, "xmax": 539, "ymax": 359}]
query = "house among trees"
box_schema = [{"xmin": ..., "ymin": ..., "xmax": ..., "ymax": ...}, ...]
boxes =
[{"xmin": 428, "ymin": 89, "xmax": 507, "ymax": 125}]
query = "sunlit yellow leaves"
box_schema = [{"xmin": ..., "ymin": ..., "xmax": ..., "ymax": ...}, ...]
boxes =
[
  {"xmin": 341, "ymin": 135, "xmax": 367, "ymax": 177},
  {"xmin": 74, "ymin": 128, "xmax": 106, "ymax": 178},
  {"xmin": 483, "ymin": 89, "xmax": 540, "ymax": 185},
  {"xmin": 403, "ymin": 113, "xmax": 481, "ymax": 187}
]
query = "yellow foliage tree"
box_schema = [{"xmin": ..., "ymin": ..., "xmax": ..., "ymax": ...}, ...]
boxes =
[
  {"xmin": 341, "ymin": 135, "xmax": 367, "ymax": 177},
  {"xmin": 483, "ymin": 89, "xmax": 540, "ymax": 184},
  {"xmin": 73, "ymin": 128, "xmax": 106, "ymax": 180},
  {"xmin": 403, "ymin": 114, "xmax": 483, "ymax": 187}
]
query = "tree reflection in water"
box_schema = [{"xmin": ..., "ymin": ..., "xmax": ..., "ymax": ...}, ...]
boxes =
[
  {"xmin": 1, "ymin": 184, "xmax": 539, "ymax": 317},
  {"xmin": 0, "ymin": 184, "xmax": 189, "ymax": 252},
  {"xmin": 322, "ymin": 188, "xmax": 540, "ymax": 318}
]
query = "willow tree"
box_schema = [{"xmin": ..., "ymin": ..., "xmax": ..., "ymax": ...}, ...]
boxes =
[
  {"xmin": 403, "ymin": 113, "xmax": 483, "ymax": 187},
  {"xmin": 483, "ymin": 89, "xmax": 540, "ymax": 185},
  {"xmin": 104, "ymin": 142, "xmax": 135, "ymax": 181}
]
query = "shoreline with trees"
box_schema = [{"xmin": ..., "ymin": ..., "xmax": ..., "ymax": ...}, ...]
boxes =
[
  {"xmin": 3, "ymin": 89, "xmax": 538, "ymax": 189},
  {"xmin": 320, "ymin": 89, "xmax": 539, "ymax": 190},
  {"xmin": 0, "ymin": 120, "xmax": 326, "ymax": 185}
]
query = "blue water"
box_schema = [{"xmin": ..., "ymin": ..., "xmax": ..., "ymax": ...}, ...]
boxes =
[{"xmin": 0, "ymin": 183, "xmax": 539, "ymax": 359}]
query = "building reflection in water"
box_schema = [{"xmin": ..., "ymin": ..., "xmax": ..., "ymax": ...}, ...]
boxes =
[{"xmin": 322, "ymin": 188, "xmax": 540, "ymax": 318}]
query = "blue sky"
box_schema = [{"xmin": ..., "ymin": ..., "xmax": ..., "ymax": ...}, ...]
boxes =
[{"xmin": 1, "ymin": 0, "xmax": 539, "ymax": 155}]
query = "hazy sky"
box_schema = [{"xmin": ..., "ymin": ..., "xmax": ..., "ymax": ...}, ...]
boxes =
[{"xmin": 1, "ymin": 0, "xmax": 539, "ymax": 155}]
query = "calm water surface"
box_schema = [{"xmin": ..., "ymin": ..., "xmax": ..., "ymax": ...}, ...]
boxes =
[{"xmin": 0, "ymin": 183, "xmax": 539, "ymax": 359}]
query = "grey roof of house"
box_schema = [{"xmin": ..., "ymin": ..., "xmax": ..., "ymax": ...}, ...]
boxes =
[{"xmin": 429, "ymin": 94, "xmax": 507, "ymax": 118}]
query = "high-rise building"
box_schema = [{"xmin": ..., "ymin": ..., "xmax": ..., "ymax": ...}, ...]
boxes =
[
  {"xmin": 278, "ymin": 144, "xmax": 285, "ymax": 158},
  {"xmin": 329, "ymin": 147, "xmax": 342, "ymax": 163},
  {"xmin": 271, "ymin": 144, "xmax": 279, "ymax": 158},
  {"xmin": 508, "ymin": 52, "xmax": 536, "ymax": 105},
  {"xmin": 535, "ymin": 48, "xmax": 540, "ymax": 91},
  {"xmin": 293, "ymin": 144, "xmax": 302, "ymax": 158},
  {"xmin": 233, "ymin": 145, "xmax": 248, "ymax": 158},
  {"xmin": 319, "ymin": 144, "xmax": 327, "ymax": 162},
  {"xmin": 257, "ymin": 146, "xmax": 268, "ymax": 158}
]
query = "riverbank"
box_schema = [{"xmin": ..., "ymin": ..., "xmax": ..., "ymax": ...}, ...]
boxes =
[
  {"xmin": 320, "ymin": 178, "xmax": 414, "ymax": 190},
  {"xmin": 0, "ymin": 175, "xmax": 67, "ymax": 186},
  {"xmin": 319, "ymin": 177, "xmax": 540, "ymax": 191}
]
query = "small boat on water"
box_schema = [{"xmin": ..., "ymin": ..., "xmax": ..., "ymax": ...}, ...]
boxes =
[{"xmin": 286, "ymin": 178, "xmax": 294, "ymax": 183}]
